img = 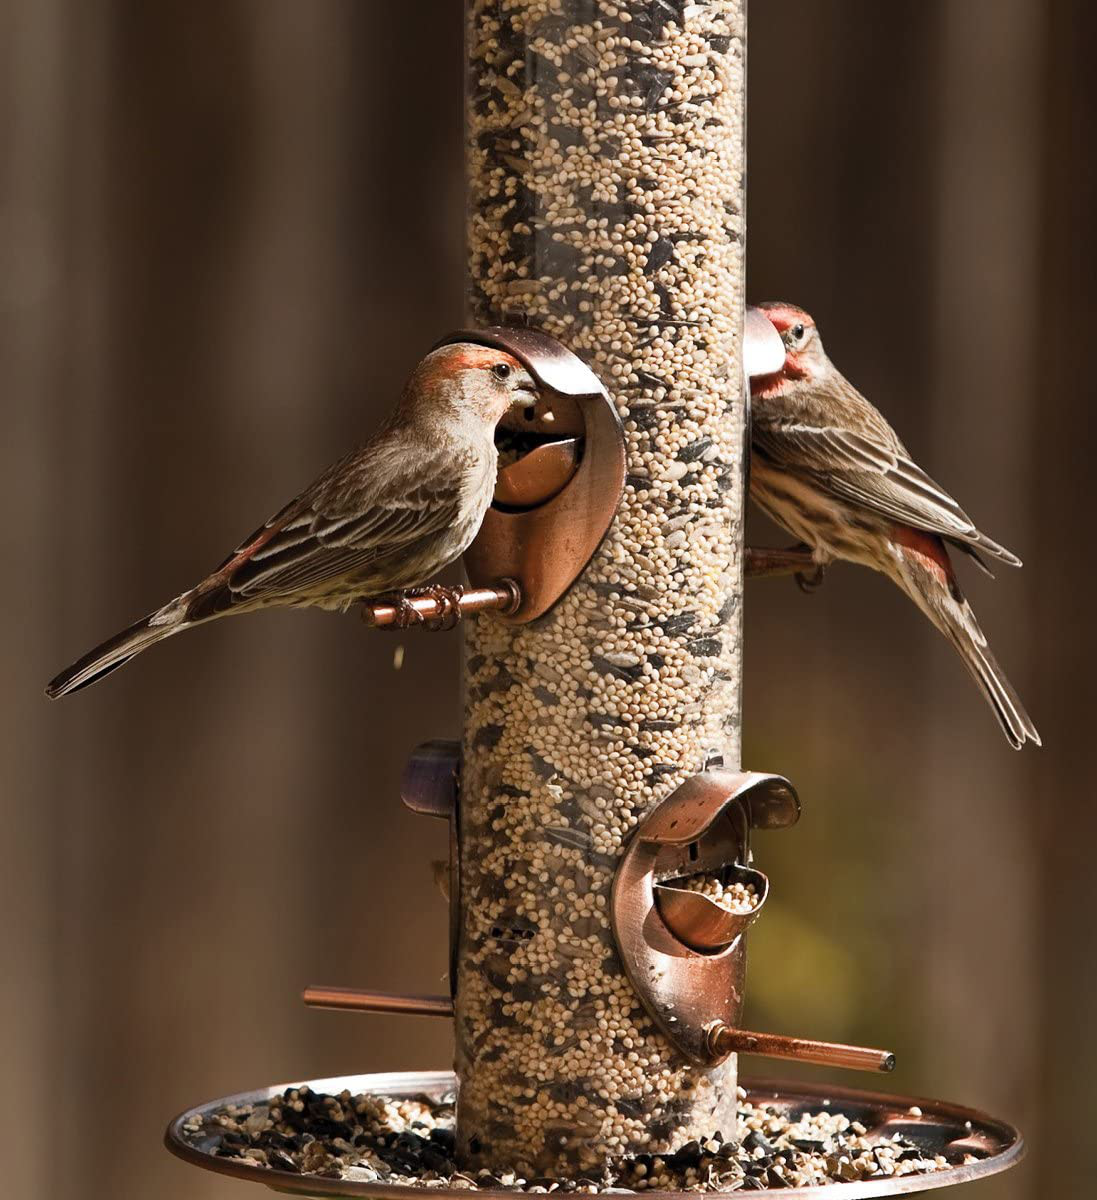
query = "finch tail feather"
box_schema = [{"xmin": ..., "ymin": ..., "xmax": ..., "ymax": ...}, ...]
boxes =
[
  {"xmin": 892, "ymin": 535, "xmax": 1040, "ymax": 750},
  {"xmin": 940, "ymin": 610, "xmax": 1040, "ymax": 750},
  {"xmin": 965, "ymin": 530, "xmax": 1021, "ymax": 570},
  {"xmin": 45, "ymin": 604, "xmax": 189, "ymax": 699}
]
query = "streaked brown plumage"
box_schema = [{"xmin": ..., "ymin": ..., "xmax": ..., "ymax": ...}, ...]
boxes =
[
  {"xmin": 749, "ymin": 302, "xmax": 1039, "ymax": 749},
  {"xmin": 46, "ymin": 343, "xmax": 539, "ymax": 698}
]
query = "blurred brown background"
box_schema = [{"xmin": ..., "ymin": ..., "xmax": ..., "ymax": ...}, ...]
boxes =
[{"xmin": 2, "ymin": 2, "xmax": 1093, "ymax": 1197}]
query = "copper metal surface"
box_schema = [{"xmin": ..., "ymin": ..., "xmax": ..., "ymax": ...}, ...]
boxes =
[
  {"xmin": 302, "ymin": 988, "xmax": 454, "ymax": 1017},
  {"xmin": 493, "ymin": 439, "xmax": 580, "ymax": 508},
  {"xmin": 399, "ymin": 740, "xmax": 461, "ymax": 994},
  {"xmin": 610, "ymin": 771, "xmax": 891, "ymax": 1073},
  {"xmin": 437, "ymin": 328, "xmax": 626, "ymax": 624},
  {"xmin": 637, "ymin": 769, "xmax": 800, "ymax": 842},
  {"xmin": 744, "ymin": 305, "xmax": 787, "ymax": 378},
  {"xmin": 436, "ymin": 327, "xmax": 606, "ymax": 399},
  {"xmin": 610, "ymin": 771, "xmax": 798, "ymax": 1065},
  {"xmin": 165, "ymin": 1069, "xmax": 1024, "ymax": 1199},
  {"xmin": 361, "ymin": 583, "xmax": 520, "ymax": 628},
  {"xmin": 654, "ymin": 863, "xmax": 769, "ymax": 952},
  {"xmin": 298, "ymin": 986, "xmax": 894, "ymax": 1077},
  {"xmin": 709, "ymin": 1026, "xmax": 896, "ymax": 1074}
]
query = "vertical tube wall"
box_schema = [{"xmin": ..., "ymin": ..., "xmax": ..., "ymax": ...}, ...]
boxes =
[{"xmin": 459, "ymin": 0, "xmax": 748, "ymax": 1174}]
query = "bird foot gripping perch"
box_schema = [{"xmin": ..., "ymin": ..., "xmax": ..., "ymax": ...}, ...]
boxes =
[
  {"xmin": 362, "ymin": 584, "xmax": 520, "ymax": 631},
  {"xmin": 744, "ymin": 545, "xmax": 822, "ymax": 585}
]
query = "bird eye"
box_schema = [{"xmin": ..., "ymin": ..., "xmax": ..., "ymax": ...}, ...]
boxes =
[
  {"xmin": 791, "ymin": 323, "xmax": 805, "ymax": 342},
  {"xmin": 491, "ymin": 362, "xmax": 512, "ymax": 381}
]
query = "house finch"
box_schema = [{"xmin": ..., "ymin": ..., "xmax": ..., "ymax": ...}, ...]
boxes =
[
  {"xmin": 749, "ymin": 302, "xmax": 1039, "ymax": 749},
  {"xmin": 46, "ymin": 343, "xmax": 540, "ymax": 698}
]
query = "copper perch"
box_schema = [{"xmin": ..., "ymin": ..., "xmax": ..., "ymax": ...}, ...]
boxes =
[
  {"xmin": 360, "ymin": 549, "xmax": 813, "ymax": 632},
  {"xmin": 360, "ymin": 582, "xmax": 520, "ymax": 629},
  {"xmin": 302, "ymin": 987, "xmax": 894, "ymax": 1074},
  {"xmin": 709, "ymin": 1023, "xmax": 896, "ymax": 1074},
  {"xmin": 302, "ymin": 987, "xmax": 455, "ymax": 1017}
]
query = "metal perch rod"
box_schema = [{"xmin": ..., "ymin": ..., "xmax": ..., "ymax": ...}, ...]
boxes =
[
  {"xmin": 360, "ymin": 582, "xmax": 520, "ymax": 628},
  {"xmin": 708, "ymin": 1025, "xmax": 895, "ymax": 1074},
  {"xmin": 301, "ymin": 986, "xmax": 455, "ymax": 1017},
  {"xmin": 360, "ymin": 551, "xmax": 814, "ymax": 629},
  {"xmin": 303, "ymin": 987, "xmax": 894, "ymax": 1073}
]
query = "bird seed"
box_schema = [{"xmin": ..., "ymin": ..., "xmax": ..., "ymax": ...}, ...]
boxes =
[
  {"xmin": 460, "ymin": 0, "xmax": 753, "ymax": 1173},
  {"xmin": 181, "ymin": 1084, "xmax": 967, "ymax": 1190}
]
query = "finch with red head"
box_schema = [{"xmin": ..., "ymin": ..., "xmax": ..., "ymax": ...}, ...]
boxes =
[
  {"xmin": 749, "ymin": 302, "xmax": 1039, "ymax": 750},
  {"xmin": 46, "ymin": 344, "xmax": 540, "ymax": 698}
]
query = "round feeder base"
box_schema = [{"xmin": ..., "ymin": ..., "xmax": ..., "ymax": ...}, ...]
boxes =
[{"xmin": 165, "ymin": 1070, "xmax": 1022, "ymax": 1199}]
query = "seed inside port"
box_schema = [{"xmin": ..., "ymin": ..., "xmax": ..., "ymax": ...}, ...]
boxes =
[
  {"xmin": 657, "ymin": 868, "xmax": 763, "ymax": 912},
  {"xmin": 670, "ymin": 872, "xmax": 760, "ymax": 914}
]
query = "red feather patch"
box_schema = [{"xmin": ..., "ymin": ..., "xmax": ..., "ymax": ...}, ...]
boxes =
[{"xmin": 892, "ymin": 524, "xmax": 952, "ymax": 585}]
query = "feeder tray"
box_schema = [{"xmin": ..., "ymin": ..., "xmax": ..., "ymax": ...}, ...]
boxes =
[{"xmin": 165, "ymin": 1070, "xmax": 1024, "ymax": 1199}]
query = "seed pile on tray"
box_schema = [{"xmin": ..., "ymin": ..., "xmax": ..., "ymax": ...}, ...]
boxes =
[
  {"xmin": 184, "ymin": 1085, "xmax": 969, "ymax": 1190},
  {"xmin": 461, "ymin": 0, "xmax": 751, "ymax": 1172},
  {"xmin": 674, "ymin": 874, "xmax": 758, "ymax": 914}
]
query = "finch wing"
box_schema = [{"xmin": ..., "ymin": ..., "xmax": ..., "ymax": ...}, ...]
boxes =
[
  {"xmin": 187, "ymin": 442, "xmax": 468, "ymax": 619},
  {"xmin": 752, "ymin": 419, "xmax": 1021, "ymax": 567}
]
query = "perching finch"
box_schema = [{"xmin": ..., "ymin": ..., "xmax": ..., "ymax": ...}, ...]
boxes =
[
  {"xmin": 46, "ymin": 343, "xmax": 540, "ymax": 698},
  {"xmin": 749, "ymin": 302, "xmax": 1039, "ymax": 750}
]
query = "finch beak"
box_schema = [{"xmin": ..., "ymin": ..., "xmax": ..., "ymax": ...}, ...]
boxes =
[
  {"xmin": 744, "ymin": 306, "xmax": 786, "ymax": 378},
  {"xmin": 513, "ymin": 388, "xmax": 544, "ymax": 423}
]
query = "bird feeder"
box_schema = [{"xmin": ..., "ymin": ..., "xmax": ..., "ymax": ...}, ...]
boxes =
[{"xmin": 164, "ymin": 2, "xmax": 1024, "ymax": 1196}]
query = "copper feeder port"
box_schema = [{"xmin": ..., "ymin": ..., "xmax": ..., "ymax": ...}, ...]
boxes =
[
  {"xmin": 612, "ymin": 770, "xmax": 895, "ymax": 1074},
  {"xmin": 611, "ymin": 770, "xmax": 799, "ymax": 1066},
  {"xmin": 654, "ymin": 861, "xmax": 769, "ymax": 953}
]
